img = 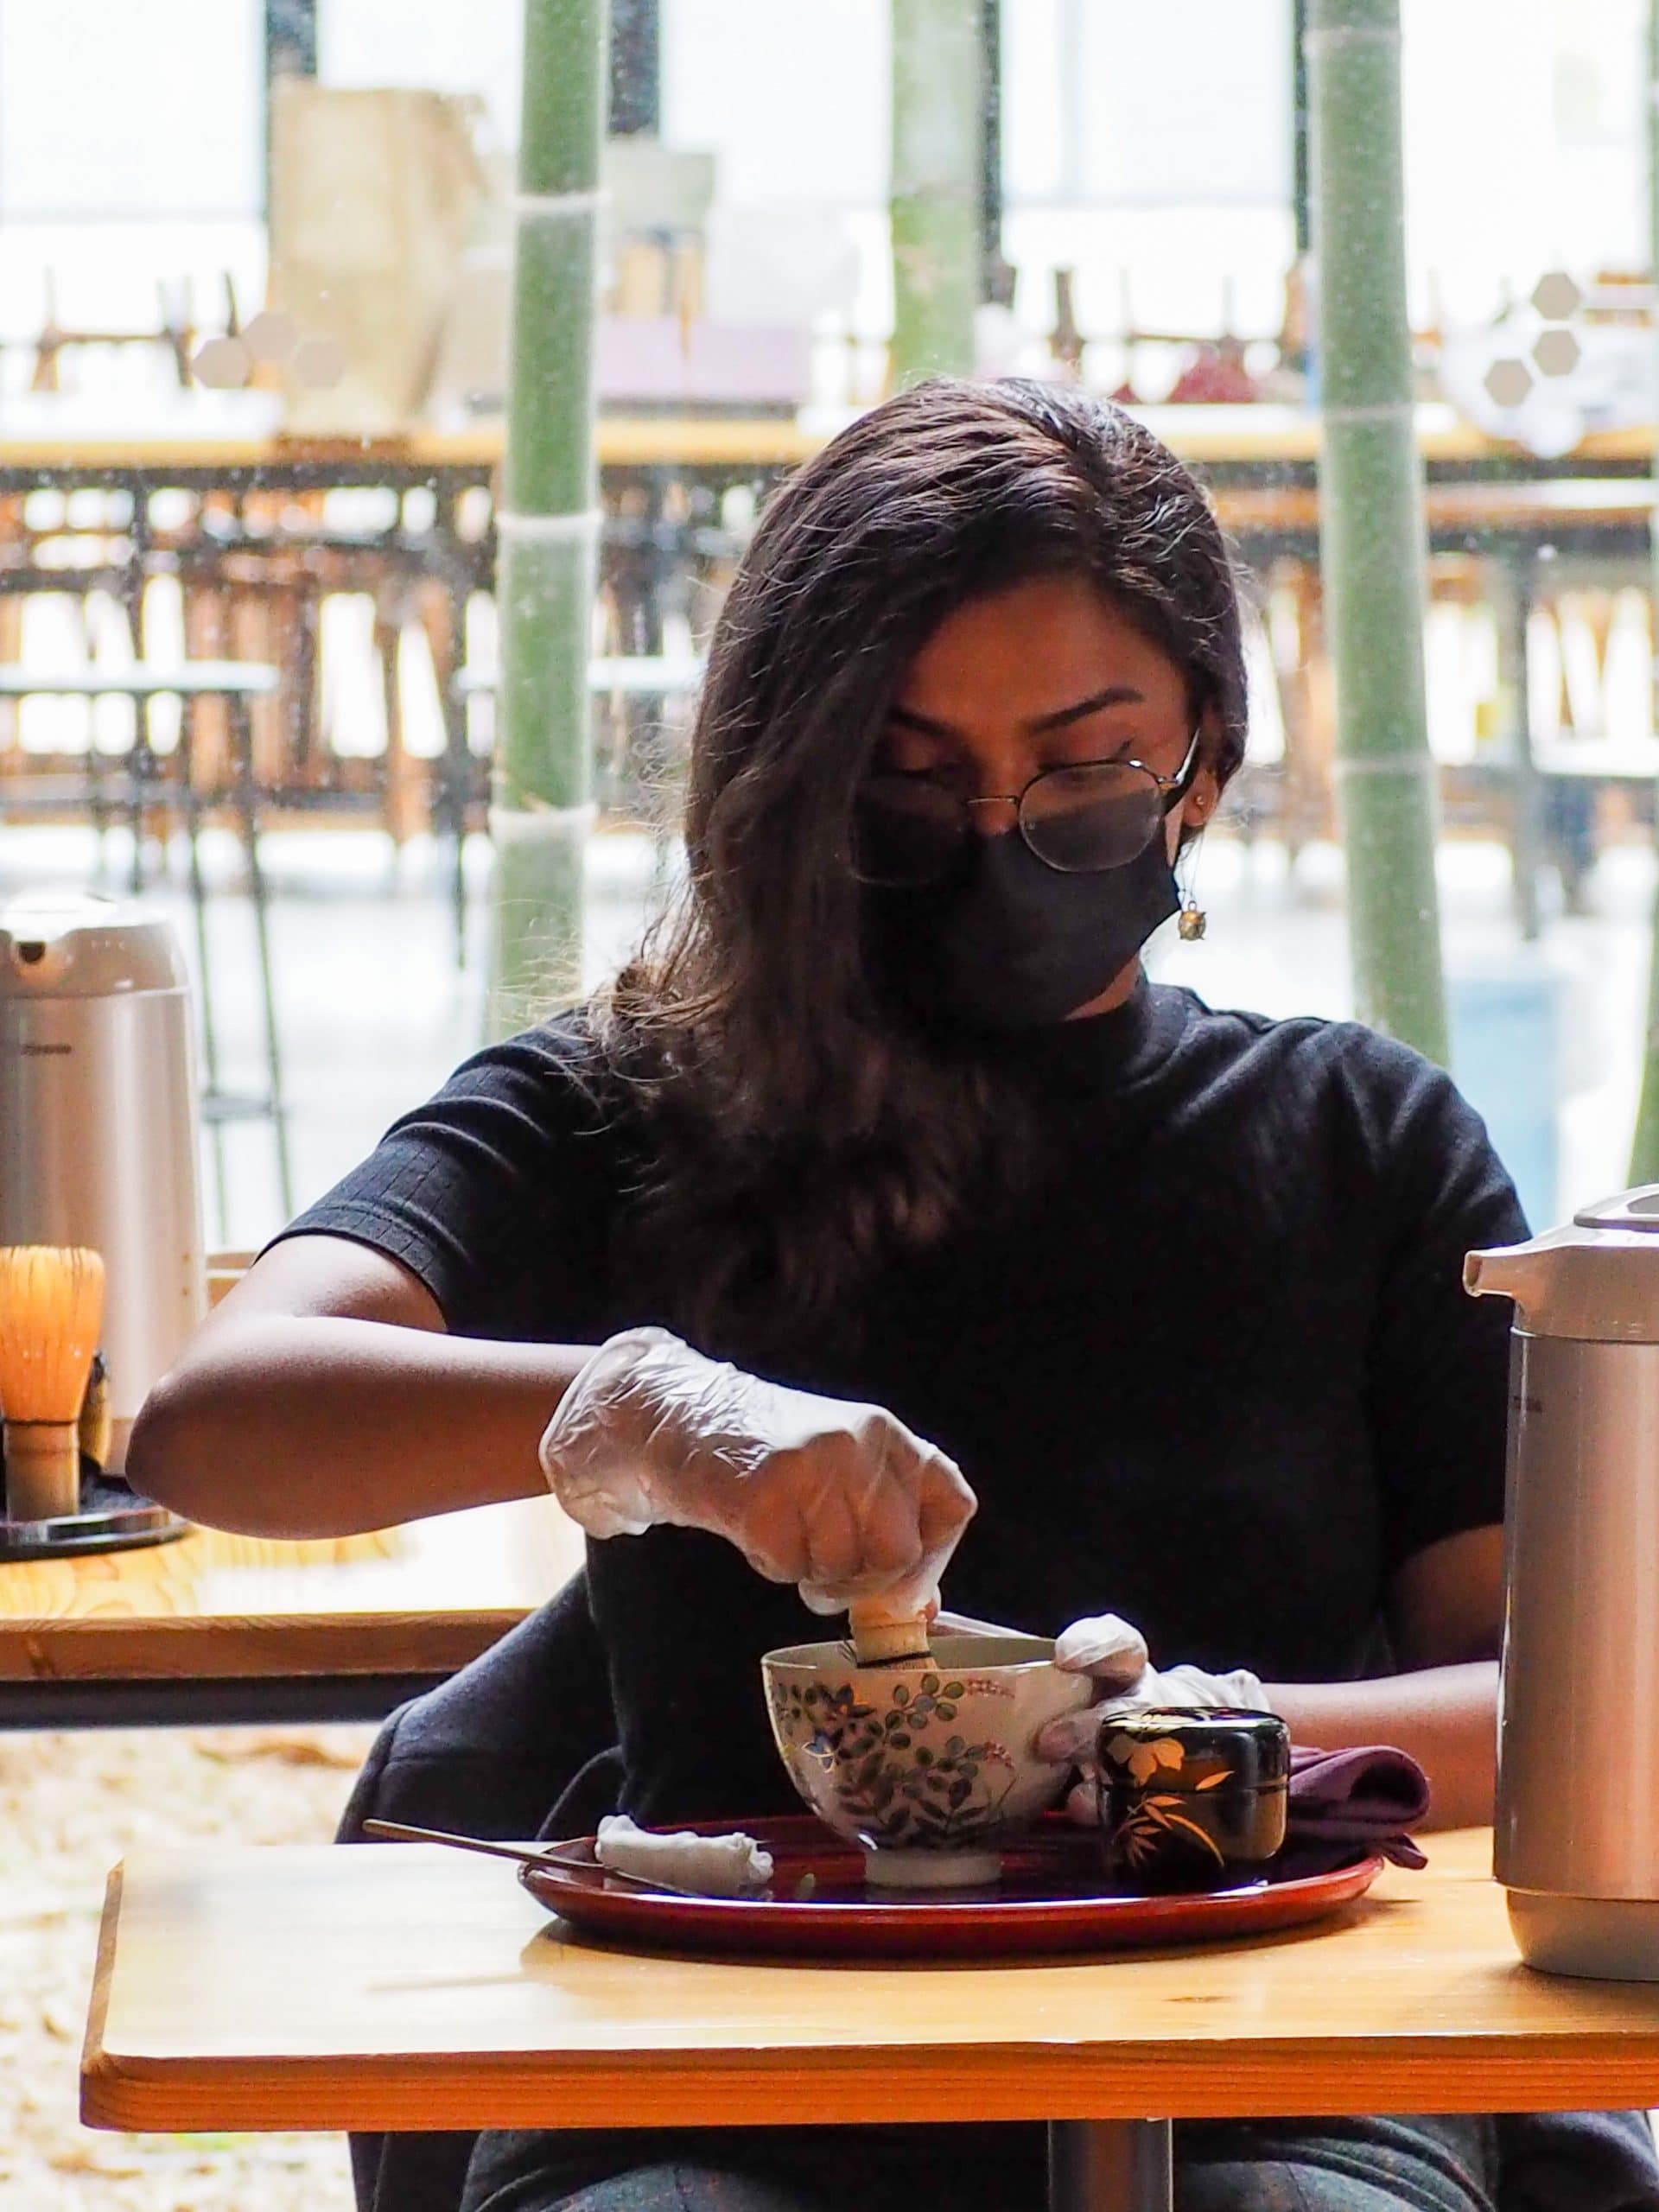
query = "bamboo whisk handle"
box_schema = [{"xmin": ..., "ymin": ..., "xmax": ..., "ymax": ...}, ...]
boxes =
[
  {"xmin": 847, "ymin": 1599, "xmax": 932, "ymax": 1667},
  {"xmin": 3, "ymin": 1421, "xmax": 80, "ymax": 1522}
]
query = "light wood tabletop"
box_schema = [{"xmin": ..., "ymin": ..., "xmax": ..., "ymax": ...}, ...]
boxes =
[
  {"xmin": 0, "ymin": 1494, "xmax": 580, "ymax": 1687},
  {"xmin": 79, "ymin": 1827, "xmax": 1659, "ymax": 2138}
]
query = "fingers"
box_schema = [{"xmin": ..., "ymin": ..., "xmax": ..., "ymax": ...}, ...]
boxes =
[
  {"xmin": 1094, "ymin": 1687, "xmax": 1158, "ymax": 1727},
  {"xmin": 555, "ymin": 1488, "xmax": 652, "ymax": 1541},
  {"xmin": 1036, "ymin": 1700, "xmax": 1110, "ymax": 1767},
  {"xmin": 879, "ymin": 1441, "xmax": 973, "ymax": 1620},
  {"xmin": 1037, "ymin": 1659, "xmax": 1164, "ymax": 1767},
  {"xmin": 914, "ymin": 1439, "xmax": 977, "ymax": 1561},
  {"xmin": 798, "ymin": 1570, "xmax": 939, "ymax": 1618},
  {"xmin": 851, "ymin": 1430, "xmax": 944, "ymax": 1586},
  {"xmin": 591, "ymin": 1357, "xmax": 980, "ymax": 1619},
  {"xmin": 794, "ymin": 1454, "xmax": 868, "ymax": 1591},
  {"xmin": 797, "ymin": 1578, "xmax": 855, "ymax": 1618},
  {"xmin": 791, "ymin": 1414, "xmax": 975, "ymax": 1615},
  {"xmin": 899, "ymin": 1440, "xmax": 976, "ymax": 1618},
  {"xmin": 1065, "ymin": 1777, "xmax": 1099, "ymax": 1826},
  {"xmin": 1052, "ymin": 1613, "xmax": 1150, "ymax": 1684},
  {"xmin": 538, "ymin": 1454, "xmax": 653, "ymax": 1540}
]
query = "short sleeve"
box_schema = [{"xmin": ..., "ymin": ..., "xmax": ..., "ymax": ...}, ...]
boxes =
[
  {"xmin": 1343, "ymin": 1035, "xmax": 1529, "ymax": 1578},
  {"xmin": 270, "ymin": 1016, "xmax": 627, "ymax": 1342}
]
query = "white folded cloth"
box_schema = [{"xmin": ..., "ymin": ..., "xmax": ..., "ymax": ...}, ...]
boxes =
[{"xmin": 594, "ymin": 1813, "xmax": 774, "ymax": 1897}]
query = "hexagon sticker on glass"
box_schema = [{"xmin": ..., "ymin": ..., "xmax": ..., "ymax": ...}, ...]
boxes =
[
  {"xmin": 242, "ymin": 311, "xmax": 299, "ymax": 365},
  {"xmin": 1531, "ymin": 271, "xmax": 1582, "ymax": 323},
  {"xmin": 291, "ymin": 337, "xmax": 348, "ymax": 391},
  {"xmin": 192, "ymin": 336, "xmax": 251, "ymax": 391},
  {"xmin": 1532, "ymin": 327, "xmax": 1581, "ymax": 378},
  {"xmin": 1484, "ymin": 358, "xmax": 1533, "ymax": 409}
]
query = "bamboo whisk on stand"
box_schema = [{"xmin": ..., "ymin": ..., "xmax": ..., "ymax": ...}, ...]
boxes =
[{"xmin": 0, "ymin": 1246, "xmax": 105, "ymax": 1522}]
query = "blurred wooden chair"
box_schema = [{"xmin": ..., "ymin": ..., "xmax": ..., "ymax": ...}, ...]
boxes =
[{"xmin": 166, "ymin": 496, "xmax": 450, "ymax": 849}]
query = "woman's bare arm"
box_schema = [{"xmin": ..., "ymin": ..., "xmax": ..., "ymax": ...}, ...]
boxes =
[
  {"xmin": 1268, "ymin": 1662, "xmax": 1497, "ymax": 1830},
  {"xmin": 126, "ymin": 1235, "xmax": 597, "ymax": 1538},
  {"xmin": 1266, "ymin": 1524, "xmax": 1503, "ymax": 1831}
]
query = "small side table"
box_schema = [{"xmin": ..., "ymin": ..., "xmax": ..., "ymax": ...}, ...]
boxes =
[{"xmin": 82, "ymin": 1829, "xmax": 1659, "ymax": 2212}]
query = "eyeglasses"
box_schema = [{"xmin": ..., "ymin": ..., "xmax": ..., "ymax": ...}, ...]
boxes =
[{"xmin": 854, "ymin": 728, "xmax": 1204, "ymax": 887}]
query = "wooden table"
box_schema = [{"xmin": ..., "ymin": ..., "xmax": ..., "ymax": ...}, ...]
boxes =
[
  {"xmin": 79, "ymin": 1827, "xmax": 1659, "ymax": 2211},
  {"xmin": 0, "ymin": 1494, "xmax": 578, "ymax": 1728}
]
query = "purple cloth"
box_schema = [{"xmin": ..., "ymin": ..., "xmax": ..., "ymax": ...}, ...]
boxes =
[{"xmin": 1281, "ymin": 1742, "xmax": 1433, "ymax": 1875}]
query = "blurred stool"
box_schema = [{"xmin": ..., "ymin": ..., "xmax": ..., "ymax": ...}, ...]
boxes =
[{"xmin": 168, "ymin": 492, "xmax": 457, "ymax": 852}]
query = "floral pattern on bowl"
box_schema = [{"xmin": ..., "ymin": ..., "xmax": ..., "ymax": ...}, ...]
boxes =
[{"xmin": 761, "ymin": 1634, "xmax": 1092, "ymax": 1866}]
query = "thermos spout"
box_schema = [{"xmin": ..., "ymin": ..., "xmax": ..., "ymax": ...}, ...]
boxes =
[
  {"xmin": 1464, "ymin": 1245, "xmax": 1548, "ymax": 1320},
  {"xmin": 1461, "ymin": 1217, "xmax": 1659, "ymax": 1341}
]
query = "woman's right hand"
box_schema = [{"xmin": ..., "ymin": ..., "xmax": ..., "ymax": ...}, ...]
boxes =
[{"xmin": 538, "ymin": 1326, "xmax": 976, "ymax": 1618}]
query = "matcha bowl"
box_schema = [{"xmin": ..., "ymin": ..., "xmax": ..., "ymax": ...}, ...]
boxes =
[{"xmin": 761, "ymin": 1633, "xmax": 1092, "ymax": 1888}]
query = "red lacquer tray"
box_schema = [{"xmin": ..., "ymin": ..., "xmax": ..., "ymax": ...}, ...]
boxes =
[{"xmin": 519, "ymin": 1815, "xmax": 1385, "ymax": 1959}]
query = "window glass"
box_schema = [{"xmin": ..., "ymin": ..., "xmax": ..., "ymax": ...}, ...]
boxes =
[
  {"xmin": 0, "ymin": 0, "xmax": 262, "ymax": 217},
  {"xmin": 0, "ymin": 0, "xmax": 1652, "ymax": 1254}
]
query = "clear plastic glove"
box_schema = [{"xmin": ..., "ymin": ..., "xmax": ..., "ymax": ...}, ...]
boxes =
[
  {"xmin": 538, "ymin": 1325, "xmax": 976, "ymax": 1618},
  {"xmin": 1034, "ymin": 1611, "xmax": 1270, "ymax": 1824}
]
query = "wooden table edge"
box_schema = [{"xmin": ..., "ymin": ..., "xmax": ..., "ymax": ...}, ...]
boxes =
[
  {"xmin": 79, "ymin": 1835, "xmax": 1659, "ymax": 2136},
  {"xmin": 79, "ymin": 2029, "xmax": 1659, "ymax": 2136},
  {"xmin": 0, "ymin": 1608, "xmax": 529, "ymax": 1681},
  {"xmin": 79, "ymin": 1861, "xmax": 124, "ymax": 2127}
]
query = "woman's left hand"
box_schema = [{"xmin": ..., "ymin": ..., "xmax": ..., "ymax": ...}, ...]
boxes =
[{"xmin": 1037, "ymin": 1611, "xmax": 1270, "ymax": 1824}]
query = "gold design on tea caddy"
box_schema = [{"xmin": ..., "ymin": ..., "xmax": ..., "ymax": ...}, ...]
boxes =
[{"xmin": 1102, "ymin": 1727, "xmax": 1236, "ymax": 1874}]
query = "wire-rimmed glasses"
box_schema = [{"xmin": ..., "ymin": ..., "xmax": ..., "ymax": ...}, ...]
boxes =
[{"xmin": 854, "ymin": 728, "xmax": 1203, "ymax": 888}]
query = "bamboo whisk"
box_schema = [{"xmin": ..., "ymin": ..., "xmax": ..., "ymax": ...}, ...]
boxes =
[{"xmin": 0, "ymin": 1245, "xmax": 105, "ymax": 1521}]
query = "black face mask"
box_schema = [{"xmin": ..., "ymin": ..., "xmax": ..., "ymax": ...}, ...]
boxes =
[{"xmin": 889, "ymin": 830, "xmax": 1179, "ymax": 1031}]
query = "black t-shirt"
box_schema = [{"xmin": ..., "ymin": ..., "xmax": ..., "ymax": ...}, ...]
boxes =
[{"xmin": 283, "ymin": 982, "xmax": 1526, "ymax": 1824}]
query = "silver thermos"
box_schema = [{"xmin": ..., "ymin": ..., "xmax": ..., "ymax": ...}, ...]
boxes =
[
  {"xmin": 1468, "ymin": 1187, "xmax": 1659, "ymax": 1978},
  {"xmin": 0, "ymin": 889, "xmax": 206, "ymax": 1477}
]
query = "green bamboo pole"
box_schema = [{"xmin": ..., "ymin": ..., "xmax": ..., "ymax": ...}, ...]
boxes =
[
  {"xmin": 1306, "ymin": 0, "xmax": 1448, "ymax": 1063},
  {"xmin": 889, "ymin": 0, "xmax": 981, "ymax": 387},
  {"xmin": 1626, "ymin": 0, "xmax": 1659, "ymax": 1181},
  {"xmin": 486, "ymin": 0, "xmax": 607, "ymax": 1037}
]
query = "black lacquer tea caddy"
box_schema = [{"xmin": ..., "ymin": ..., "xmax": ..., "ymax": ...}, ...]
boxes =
[{"xmin": 1097, "ymin": 1708, "xmax": 1290, "ymax": 1895}]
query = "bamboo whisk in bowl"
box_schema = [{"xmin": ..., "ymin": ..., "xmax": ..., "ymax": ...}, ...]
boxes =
[{"xmin": 0, "ymin": 1245, "xmax": 105, "ymax": 1522}]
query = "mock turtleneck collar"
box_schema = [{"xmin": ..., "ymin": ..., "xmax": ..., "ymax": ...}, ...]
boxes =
[{"xmin": 988, "ymin": 975, "xmax": 1195, "ymax": 1102}]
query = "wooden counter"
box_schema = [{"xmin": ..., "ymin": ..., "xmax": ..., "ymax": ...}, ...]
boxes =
[
  {"xmin": 0, "ymin": 1495, "xmax": 581, "ymax": 1725},
  {"xmin": 2, "ymin": 404, "xmax": 1653, "ymax": 482}
]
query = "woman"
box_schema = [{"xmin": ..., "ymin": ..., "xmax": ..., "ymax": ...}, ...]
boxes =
[{"xmin": 130, "ymin": 381, "xmax": 1657, "ymax": 2212}]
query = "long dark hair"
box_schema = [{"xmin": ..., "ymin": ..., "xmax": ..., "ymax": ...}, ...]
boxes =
[{"xmin": 599, "ymin": 378, "xmax": 1249, "ymax": 1355}]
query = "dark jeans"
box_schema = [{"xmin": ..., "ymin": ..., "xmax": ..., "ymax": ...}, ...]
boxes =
[{"xmin": 458, "ymin": 2114, "xmax": 1516, "ymax": 2212}]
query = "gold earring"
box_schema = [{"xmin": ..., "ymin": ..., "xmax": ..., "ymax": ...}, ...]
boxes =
[{"xmin": 1178, "ymin": 799, "xmax": 1209, "ymax": 939}]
